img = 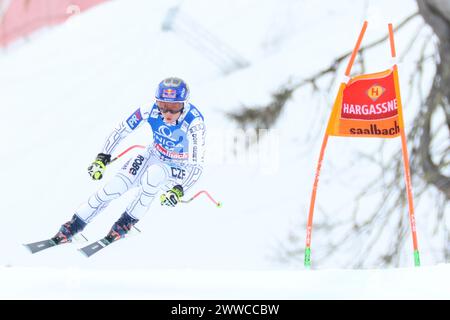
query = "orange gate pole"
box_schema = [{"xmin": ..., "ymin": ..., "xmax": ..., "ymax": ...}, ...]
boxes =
[
  {"xmin": 389, "ymin": 23, "xmax": 420, "ymax": 266},
  {"xmin": 304, "ymin": 21, "xmax": 368, "ymax": 268}
]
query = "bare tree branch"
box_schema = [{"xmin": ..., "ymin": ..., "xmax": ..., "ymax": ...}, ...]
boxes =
[
  {"xmin": 417, "ymin": 0, "xmax": 450, "ymax": 198},
  {"xmin": 228, "ymin": 12, "xmax": 419, "ymax": 131}
]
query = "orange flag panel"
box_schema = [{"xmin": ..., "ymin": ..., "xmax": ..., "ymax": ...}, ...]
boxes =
[{"xmin": 326, "ymin": 68, "xmax": 404, "ymax": 138}]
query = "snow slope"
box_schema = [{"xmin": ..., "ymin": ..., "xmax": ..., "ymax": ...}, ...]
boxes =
[
  {"xmin": 0, "ymin": 0, "xmax": 448, "ymax": 298},
  {"xmin": 1, "ymin": 264, "xmax": 450, "ymax": 299}
]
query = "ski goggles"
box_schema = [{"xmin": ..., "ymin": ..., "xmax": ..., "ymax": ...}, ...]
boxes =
[{"xmin": 156, "ymin": 101, "xmax": 184, "ymax": 114}]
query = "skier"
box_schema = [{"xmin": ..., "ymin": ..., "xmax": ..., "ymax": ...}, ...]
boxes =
[{"xmin": 52, "ymin": 77, "xmax": 206, "ymax": 244}]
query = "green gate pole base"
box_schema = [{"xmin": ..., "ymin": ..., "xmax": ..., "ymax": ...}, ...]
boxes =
[
  {"xmin": 414, "ymin": 250, "xmax": 420, "ymax": 267},
  {"xmin": 304, "ymin": 247, "xmax": 311, "ymax": 268}
]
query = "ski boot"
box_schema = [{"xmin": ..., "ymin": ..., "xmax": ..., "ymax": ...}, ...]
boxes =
[
  {"xmin": 105, "ymin": 212, "xmax": 139, "ymax": 243},
  {"xmin": 52, "ymin": 214, "xmax": 87, "ymax": 244}
]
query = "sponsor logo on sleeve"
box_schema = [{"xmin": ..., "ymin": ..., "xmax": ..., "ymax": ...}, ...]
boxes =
[
  {"xmin": 191, "ymin": 109, "xmax": 200, "ymax": 117},
  {"xmin": 181, "ymin": 121, "xmax": 189, "ymax": 132},
  {"xmin": 150, "ymin": 108, "xmax": 160, "ymax": 118},
  {"xmin": 189, "ymin": 123, "xmax": 205, "ymax": 134},
  {"xmin": 126, "ymin": 108, "xmax": 143, "ymax": 130}
]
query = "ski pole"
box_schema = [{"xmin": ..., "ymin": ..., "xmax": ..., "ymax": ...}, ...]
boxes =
[
  {"xmin": 110, "ymin": 145, "xmax": 146, "ymax": 164},
  {"xmin": 110, "ymin": 146, "xmax": 221, "ymax": 208},
  {"xmin": 181, "ymin": 190, "xmax": 222, "ymax": 208}
]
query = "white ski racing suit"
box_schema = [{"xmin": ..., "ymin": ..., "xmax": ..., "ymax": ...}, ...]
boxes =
[{"xmin": 75, "ymin": 102, "xmax": 206, "ymax": 223}]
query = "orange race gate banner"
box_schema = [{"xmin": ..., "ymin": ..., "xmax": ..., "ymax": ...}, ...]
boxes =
[
  {"xmin": 304, "ymin": 21, "xmax": 420, "ymax": 268},
  {"xmin": 326, "ymin": 68, "xmax": 404, "ymax": 138}
]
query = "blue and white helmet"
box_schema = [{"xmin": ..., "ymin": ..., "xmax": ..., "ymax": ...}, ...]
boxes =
[{"xmin": 155, "ymin": 77, "xmax": 190, "ymax": 104}]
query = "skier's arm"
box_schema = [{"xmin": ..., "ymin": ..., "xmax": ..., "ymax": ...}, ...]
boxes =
[
  {"xmin": 87, "ymin": 107, "xmax": 149, "ymax": 180},
  {"xmin": 101, "ymin": 107, "xmax": 148, "ymax": 155},
  {"xmin": 181, "ymin": 117, "xmax": 206, "ymax": 192}
]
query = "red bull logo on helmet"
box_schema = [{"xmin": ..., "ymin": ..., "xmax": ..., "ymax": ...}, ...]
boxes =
[{"xmin": 162, "ymin": 88, "xmax": 177, "ymax": 99}]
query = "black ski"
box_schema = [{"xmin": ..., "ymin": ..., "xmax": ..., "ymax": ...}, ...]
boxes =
[
  {"xmin": 24, "ymin": 234, "xmax": 88, "ymax": 254},
  {"xmin": 79, "ymin": 226, "xmax": 141, "ymax": 257},
  {"xmin": 23, "ymin": 239, "xmax": 60, "ymax": 254},
  {"xmin": 79, "ymin": 237, "xmax": 116, "ymax": 257}
]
